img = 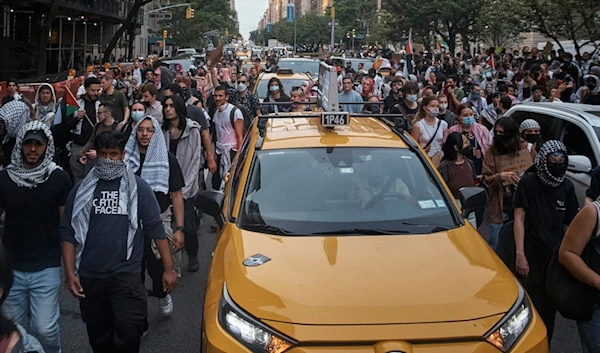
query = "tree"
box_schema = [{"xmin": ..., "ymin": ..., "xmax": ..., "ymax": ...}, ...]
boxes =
[
  {"xmin": 103, "ymin": 0, "xmax": 152, "ymax": 63},
  {"xmin": 159, "ymin": 0, "xmax": 238, "ymax": 49},
  {"xmin": 474, "ymin": 0, "xmax": 526, "ymax": 49},
  {"xmin": 520, "ymin": 0, "xmax": 600, "ymax": 56}
]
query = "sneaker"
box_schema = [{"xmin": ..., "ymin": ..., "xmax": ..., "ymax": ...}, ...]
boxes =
[
  {"xmin": 159, "ymin": 294, "xmax": 174, "ymax": 317},
  {"xmin": 188, "ymin": 256, "xmax": 200, "ymax": 272}
]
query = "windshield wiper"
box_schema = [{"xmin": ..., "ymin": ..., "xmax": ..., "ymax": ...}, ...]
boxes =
[
  {"xmin": 399, "ymin": 222, "xmax": 453, "ymax": 232},
  {"xmin": 312, "ymin": 228, "xmax": 410, "ymax": 235},
  {"xmin": 242, "ymin": 223, "xmax": 294, "ymax": 236}
]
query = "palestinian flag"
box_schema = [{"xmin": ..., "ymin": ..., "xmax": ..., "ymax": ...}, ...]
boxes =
[
  {"xmin": 437, "ymin": 38, "xmax": 449, "ymax": 49},
  {"xmin": 64, "ymin": 87, "xmax": 80, "ymax": 117}
]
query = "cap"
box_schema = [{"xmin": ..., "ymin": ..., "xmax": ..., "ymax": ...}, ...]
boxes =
[
  {"xmin": 23, "ymin": 130, "xmax": 48, "ymax": 144},
  {"xmin": 491, "ymin": 91, "xmax": 502, "ymax": 98},
  {"xmin": 519, "ymin": 119, "xmax": 541, "ymax": 134}
]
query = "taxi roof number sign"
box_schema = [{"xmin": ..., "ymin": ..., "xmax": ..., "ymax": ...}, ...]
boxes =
[
  {"xmin": 317, "ymin": 61, "xmax": 341, "ymax": 112},
  {"xmin": 321, "ymin": 112, "xmax": 349, "ymax": 127}
]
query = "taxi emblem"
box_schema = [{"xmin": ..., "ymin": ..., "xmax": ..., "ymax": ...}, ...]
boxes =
[{"xmin": 243, "ymin": 254, "xmax": 271, "ymax": 267}]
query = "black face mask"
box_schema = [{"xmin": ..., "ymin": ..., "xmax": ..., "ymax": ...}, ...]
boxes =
[
  {"xmin": 588, "ymin": 83, "xmax": 596, "ymax": 90},
  {"xmin": 547, "ymin": 162, "xmax": 568, "ymax": 178},
  {"xmin": 524, "ymin": 133, "xmax": 540, "ymax": 144},
  {"xmin": 182, "ymin": 89, "xmax": 191, "ymax": 101},
  {"xmin": 461, "ymin": 145, "xmax": 473, "ymax": 157},
  {"xmin": 494, "ymin": 135, "xmax": 506, "ymax": 146}
]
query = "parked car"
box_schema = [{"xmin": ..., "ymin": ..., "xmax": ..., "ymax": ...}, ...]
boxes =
[{"xmin": 504, "ymin": 102, "xmax": 600, "ymax": 204}]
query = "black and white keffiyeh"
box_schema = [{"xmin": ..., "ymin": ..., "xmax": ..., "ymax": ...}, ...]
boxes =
[
  {"xmin": 71, "ymin": 158, "xmax": 138, "ymax": 269},
  {"xmin": 124, "ymin": 116, "xmax": 170, "ymax": 194},
  {"xmin": 535, "ymin": 140, "xmax": 568, "ymax": 188},
  {"xmin": 0, "ymin": 100, "xmax": 31, "ymax": 143},
  {"xmin": 5, "ymin": 120, "xmax": 61, "ymax": 188}
]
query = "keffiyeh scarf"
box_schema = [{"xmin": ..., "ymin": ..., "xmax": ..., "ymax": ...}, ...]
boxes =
[
  {"xmin": 71, "ymin": 158, "xmax": 138, "ymax": 269},
  {"xmin": 5, "ymin": 120, "xmax": 61, "ymax": 188},
  {"xmin": 535, "ymin": 140, "xmax": 568, "ymax": 188},
  {"xmin": 0, "ymin": 100, "xmax": 31, "ymax": 143},
  {"xmin": 124, "ymin": 116, "xmax": 170, "ymax": 194}
]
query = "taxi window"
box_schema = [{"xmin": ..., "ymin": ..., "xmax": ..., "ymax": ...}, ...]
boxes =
[
  {"xmin": 256, "ymin": 79, "xmax": 307, "ymax": 99},
  {"xmin": 240, "ymin": 147, "xmax": 455, "ymax": 235},
  {"xmin": 277, "ymin": 60, "xmax": 319, "ymax": 77}
]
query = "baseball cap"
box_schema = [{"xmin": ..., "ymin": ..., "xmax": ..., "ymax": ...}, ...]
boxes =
[{"xmin": 23, "ymin": 130, "xmax": 48, "ymax": 144}]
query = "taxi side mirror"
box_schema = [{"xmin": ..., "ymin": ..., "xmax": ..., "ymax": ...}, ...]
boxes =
[
  {"xmin": 458, "ymin": 186, "xmax": 488, "ymax": 228},
  {"xmin": 196, "ymin": 190, "xmax": 225, "ymax": 227}
]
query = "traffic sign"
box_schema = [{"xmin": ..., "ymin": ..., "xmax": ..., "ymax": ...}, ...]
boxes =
[
  {"xmin": 328, "ymin": 21, "xmax": 339, "ymax": 26},
  {"xmin": 150, "ymin": 12, "xmax": 172, "ymax": 20}
]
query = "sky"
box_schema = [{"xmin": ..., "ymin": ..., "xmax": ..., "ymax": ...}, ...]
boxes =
[{"xmin": 236, "ymin": 0, "xmax": 267, "ymax": 40}]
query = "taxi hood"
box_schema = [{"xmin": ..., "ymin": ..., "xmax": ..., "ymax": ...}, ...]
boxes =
[{"xmin": 224, "ymin": 228, "xmax": 519, "ymax": 325}]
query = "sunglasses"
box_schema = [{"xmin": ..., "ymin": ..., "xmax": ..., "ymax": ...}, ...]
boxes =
[{"xmin": 238, "ymin": 80, "xmax": 247, "ymax": 83}]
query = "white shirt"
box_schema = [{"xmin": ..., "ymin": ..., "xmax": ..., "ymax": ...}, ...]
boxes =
[{"xmin": 213, "ymin": 103, "xmax": 243, "ymax": 150}]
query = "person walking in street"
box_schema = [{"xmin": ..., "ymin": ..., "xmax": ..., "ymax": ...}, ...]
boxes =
[
  {"xmin": 60, "ymin": 131, "xmax": 177, "ymax": 353},
  {"xmin": 0, "ymin": 121, "xmax": 72, "ymax": 353},
  {"xmin": 483, "ymin": 116, "xmax": 536, "ymax": 250},
  {"xmin": 211, "ymin": 85, "xmax": 244, "ymax": 191},
  {"xmin": 33, "ymin": 84, "xmax": 58, "ymax": 126},
  {"xmin": 1, "ymin": 80, "xmax": 21, "ymax": 106},
  {"xmin": 410, "ymin": 95, "xmax": 447, "ymax": 165},
  {"xmin": 161, "ymin": 95, "xmax": 203, "ymax": 273},
  {"xmin": 78, "ymin": 102, "xmax": 120, "ymax": 175},
  {"xmin": 100, "ymin": 73, "xmax": 130, "ymax": 125},
  {"xmin": 125, "ymin": 116, "xmax": 185, "ymax": 314},
  {"xmin": 513, "ymin": 140, "xmax": 579, "ymax": 341},
  {"xmin": 0, "ymin": 100, "xmax": 32, "ymax": 168},
  {"xmin": 65, "ymin": 77, "xmax": 101, "ymax": 182},
  {"xmin": 339, "ymin": 76, "xmax": 364, "ymax": 114}
]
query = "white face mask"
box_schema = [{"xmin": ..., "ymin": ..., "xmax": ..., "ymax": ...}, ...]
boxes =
[
  {"xmin": 439, "ymin": 103, "xmax": 448, "ymax": 111},
  {"xmin": 237, "ymin": 83, "xmax": 247, "ymax": 92}
]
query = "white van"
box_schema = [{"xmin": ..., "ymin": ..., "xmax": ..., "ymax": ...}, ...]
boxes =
[{"xmin": 176, "ymin": 48, "xmax": 197, "ymax": 56}]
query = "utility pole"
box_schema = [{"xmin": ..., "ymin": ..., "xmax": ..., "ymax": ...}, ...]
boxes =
[{"xmin": 330, "ymin": 6, "xmax": 335, "ymax": 53}]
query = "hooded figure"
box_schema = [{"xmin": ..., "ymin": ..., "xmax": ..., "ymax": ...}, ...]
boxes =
[
  {"xmin": 124, "ymin": 116, "xmax": 170, "ymax": 195},
  {"xmin": 5, "ymin": 120, "xmax": 60, "ymax": 188},
  {"xmin": 154, "ymin": 66, "xmax": 175, "ymax": 102},
  {"xmin": 0, "ymin": 100, "xmax": 32, "ymax": 167},
  {"xmin": 33, "ymin": 83, "xmax": 57, "ymax": 126},
  {"xmin": 535, "ymin": 140, "xmax": 569, "ymax": 188}
]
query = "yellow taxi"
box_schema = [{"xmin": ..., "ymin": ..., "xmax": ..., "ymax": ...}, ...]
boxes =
[
  {"xmin": 252, "ymin": 69, "xmax": 314, "ymax": 101},
  {"xmin": 196, "ymin": 63, "xmax": 548, "ymax": 353}
]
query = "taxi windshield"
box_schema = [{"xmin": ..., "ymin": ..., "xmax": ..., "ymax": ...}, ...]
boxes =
[
  {"xmin": 256, "ymin": 79, "xmax": 307, "ymax": 99},
  {"xmin": 240, "ymin": 147, "xmax": 456, "ymax": 235},
  {"xmin": 277, "ymin": 60, "xmax": 320, "ymax": 77}
]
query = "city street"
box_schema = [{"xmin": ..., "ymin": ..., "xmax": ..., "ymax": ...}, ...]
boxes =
[{"xmin": 55, "ymin": 216, "xmax": 582, "ymax": 353}]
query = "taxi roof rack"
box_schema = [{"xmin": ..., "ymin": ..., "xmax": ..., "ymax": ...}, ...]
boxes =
[{"xmin": 253, "ymin": 108, "xmax": 415, "ymax": 151}]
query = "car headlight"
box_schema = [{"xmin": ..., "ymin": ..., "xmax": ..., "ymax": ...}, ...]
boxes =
[
  {"xmin": 218, "ymin": 283, "xmax": 296, "ymax": 353},
  {"xmin": 484, "ymin": 285, "xmax": 532, "ymax": 352}
]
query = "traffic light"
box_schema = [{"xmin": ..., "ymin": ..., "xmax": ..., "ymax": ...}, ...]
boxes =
[
  {"xmin": 352, "ymin": 29, "xmax": 356, "ymax": 37},
  {"xmin": 185, "ymin": 7, "xmax": 195, "ymax": 19},
  {"xmin": 163, "ymin": 30, "xmax": 167, "ymax": 39}
]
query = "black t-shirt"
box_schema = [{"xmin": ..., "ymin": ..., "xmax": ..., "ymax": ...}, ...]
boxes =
[
  {"xmin": 513, "ymin": 170, "xmax": 579, "ymax": 254},
  {"xmin": 383, "ymin": 95, "xmax": 401, "ymax": 113},
  {"xmin": 136, "ymin": 152, "xmax": 184, "ymax": 212},
  {"xmin": 73, "ymin": 98, "xmax": 98, "ymax": 146},
  {"xmin": 586, "ymin": 166, "xmax": 600, "ymax": 201},
  {"xmin": 584, "ymin": 94, "xmax": 600, "ymax": 106},
  {"xmin": 170, "ymin": 138, "xmax": 180, "ymax": 156},
  {"xmin": 1, "ymin": 95, "xmax": 14, "ymax": 106},
  {"xmin": 0, "ymin": 169, "xmax": 72, "ymax": 271},
  {"xmin": 261, "ymin": 95, "xmax": 292, "ymax": 114}
]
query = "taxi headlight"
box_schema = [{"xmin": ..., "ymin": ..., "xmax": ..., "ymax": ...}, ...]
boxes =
[
  {"xmin": 485, "ymin": 285, "xmax": 532, "ymax": 352},
  {"xmin": 218, "ymin": 283, "xmax": 295, "ymax": 353}
]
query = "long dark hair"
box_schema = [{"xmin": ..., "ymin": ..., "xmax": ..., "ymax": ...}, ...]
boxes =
[
  {"xmin": 266, "ymin": 77, "xmax": 285, "ymax": 97},
  {"xmin": 162, "ymin": 95, "xmax": 187, "ymax": 131},
  {"xmin": 493, "ymin": 116, "xmax": 521, "ymax": 155},
  {"xmin": 442, "ymin": 132, "xmax": 464, "ymax": 162}
]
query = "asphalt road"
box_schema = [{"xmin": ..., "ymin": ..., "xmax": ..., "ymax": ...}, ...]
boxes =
[{"xmin": 55, "ymin": 214, "xmax": 581, "ymax": 353}]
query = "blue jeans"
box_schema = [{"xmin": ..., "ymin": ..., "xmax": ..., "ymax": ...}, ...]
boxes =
[
  {"xmin": 2, "ymin": 267, "xmax": 61, "ymax": 353},
  {"xmin": 488, "ymin": 212, "xmax": 509, "ymax": 250},
  {"xmin": 578, "ymin": 305, "xmax": 600, "ymax": 353}
]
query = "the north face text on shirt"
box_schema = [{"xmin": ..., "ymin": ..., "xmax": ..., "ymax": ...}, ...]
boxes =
[{"xmin": 93, "ymin": 191, "xmax": 125, "ymax": 215}]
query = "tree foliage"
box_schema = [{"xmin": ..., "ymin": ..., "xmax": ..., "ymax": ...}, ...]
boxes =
[
  {"xmin": 158, "ymin": 0, "xmax": 239, "ymax": 48},
  {"xmin": 475, "ymin": 0, "xmax": 526, "ymax": 49},
  {"xmin": 519, "ymin": 0, "xmax": 600, "ymax": 56}
]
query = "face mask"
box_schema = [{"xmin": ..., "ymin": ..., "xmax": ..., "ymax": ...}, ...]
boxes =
[
  {"xmin": 462, "ymin": 116, "xmax": 475, "ymax": 127},
  {"xmin": 587, "ymin": 83, "xmax": 596, "ymax": 90},
  {"xmin": 131, "ymin": 111, "xmax": 145, "ymax": 122},
  {"xmin": 428, "ymin": 108, "xmax": 439, "ymax": 117},
  {"xmin": 94, "ymin": 158, "xmax": 125, "ymax": 181},
  {"xmin": 524, "ymin": 133, "xmax": 540, "ymax": 144},
  {"xmin": 406, "ymin": 94, "xmax": 418, "ymax": 103},
  {"xmin": 269, "ymin": 85, "xmax": 279, "ymax": 93},
  {"xmin": 182, "ymin": 89, "xmax": 191, "ymax": 101},
  {"xmin": 237, "ymin": 83, "xmax": 247, "ymax": 92},
  {"xmin": 439, "ymin": 103, "xmax": 448, "ymax": 111},
  {"xmin": 471, "ymin": 91, "xmax": 481, "ymax": 99},
  {"xmin": 461, "ymin": 145, "xmax": 473, "ymax": 157},
  {"xmin": 547, "ymin": 162, "xmax": 568, "ymax": 179}
]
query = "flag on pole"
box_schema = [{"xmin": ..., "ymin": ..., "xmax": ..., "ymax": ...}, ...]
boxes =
[
  {"xmin": 64, "ymin": 87, "xmax": 80, "ymax": 117},
  {"xmin": 403, "ymin": 29, "xmax": 413, "ymax": 76},
  {"xmin": 486, "ymin": 54, "xmax": 495, "ymax": 70},
  {"xmin": 437, "ymin": 38, "xmax": 448, "ymax": 50}
]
